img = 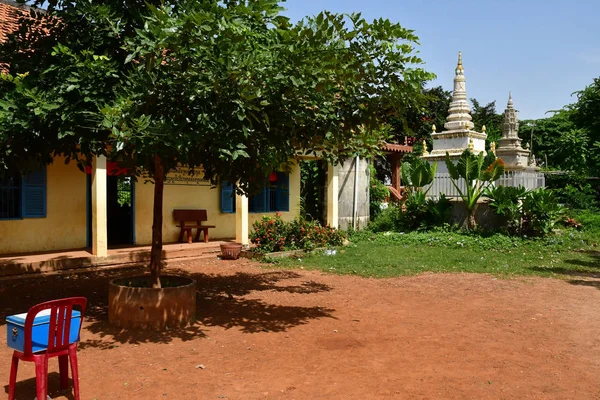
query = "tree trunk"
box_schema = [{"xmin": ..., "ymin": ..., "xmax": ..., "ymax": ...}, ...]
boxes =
[
  {"xmin": 150, "ymin": 154, "xmax": 164, "ymax": 288},
  {"xmin": 467, "ymin": 203, "xmax": 479, "ymax": 230}
]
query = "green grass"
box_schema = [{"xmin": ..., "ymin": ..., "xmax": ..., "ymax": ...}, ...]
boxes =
[{"xmin": 270, "ymin": 227, "xmax": 600, "ymax": 279}]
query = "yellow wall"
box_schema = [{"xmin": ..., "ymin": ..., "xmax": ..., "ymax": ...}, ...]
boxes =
[
  {"xmin": 0, "ymin": 157, "xmax": 87, "ymax": 254},
  {"xmin": 134, "ymin": 162, "xmax": 301, "ymax": 245},
  {"xmin": 0, "ymin": 158, "xmax": 302, "ymax": 253}
]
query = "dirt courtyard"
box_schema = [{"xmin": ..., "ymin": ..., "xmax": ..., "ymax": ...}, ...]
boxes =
[{"xmin": 1, "ymin": 258, "xmax": 600, "ymax": 399}]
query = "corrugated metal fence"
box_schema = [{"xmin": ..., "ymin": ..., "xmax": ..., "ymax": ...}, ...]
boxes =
[{"xmin": 425, "ymin": 171, "xmax": 545, "ymax": 198}]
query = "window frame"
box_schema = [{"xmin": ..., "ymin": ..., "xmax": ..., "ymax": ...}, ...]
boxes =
[
  {"xmin": 0, "ymin": 167, "xmax": 47, "ymax": 221},
  {"xmin": 219, "ymin": 172, "xmax": 290, "ymax": 214}
]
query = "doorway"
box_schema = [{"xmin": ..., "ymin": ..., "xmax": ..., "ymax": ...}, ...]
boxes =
[
  {"xmin": 87, "ymin": 166, "xmax": 135, "ymax": 248},
  {"xmin": 107, "ymin": 175, "xmax": 134, "ymax": 246}
]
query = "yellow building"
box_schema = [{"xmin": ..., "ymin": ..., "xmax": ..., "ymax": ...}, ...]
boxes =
[{"xmin": 0, "ymin": 155, "xmax": 339, "ymax": 256}]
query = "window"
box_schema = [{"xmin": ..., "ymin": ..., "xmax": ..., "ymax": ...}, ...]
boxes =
[
  {"xmin": 250, "ymin": 172, "xmax": 289, "ymax": 213},
  {"xmin": 220, "ymin": 181, "xmax": 236, "ymax": 214},
  {"xmin": 220, "ymin": 172, "xmax": 289, "ymax": 214},
  {"xmin": 0, "ymin": 167, "xmax": 47, "ymax": 220}
]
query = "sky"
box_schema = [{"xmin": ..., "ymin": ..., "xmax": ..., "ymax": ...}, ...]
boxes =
[{"xmin": 282, "ymin": 0, "xmax": 600, "ymax": 120}]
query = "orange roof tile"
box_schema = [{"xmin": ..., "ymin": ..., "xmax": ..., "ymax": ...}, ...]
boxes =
[
  {"xmin": 0, "ymin": 0, "xmax": 27, "ymax": 43},
  {"xmin": 382, "ymin": 142, "xmax": 413, "ymax": 154}
]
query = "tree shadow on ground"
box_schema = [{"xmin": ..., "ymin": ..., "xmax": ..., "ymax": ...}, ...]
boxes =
[
  {"xmin": 527, "ymin": 250, "xmax": 600, "ymax": 290},
  {"xmin": 0, "ymin": 267, "xmax": 335, "ymax": 350},
  {"xmin": 563, "ymin": 250, "xmax": 600, "ymax": 269},
  {"xmin": 567, "ymin": 280, "xmax": 600, "ymax": 290},
  {"xmin": 527, "ymin": 266, "xmax": 600, "ymax": 278},
  {"xmin": 189, "ymin": 271, "xmax": 334, "ymax": 333}
]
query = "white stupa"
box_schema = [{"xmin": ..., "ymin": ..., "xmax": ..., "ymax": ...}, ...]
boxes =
[
  {"xmin": 495, "ymin": 93, "xmax": 535, "ymax": 170},
  {"xmin": 422, "ymin": 51, "xmax": 487, "ymax": 173}
]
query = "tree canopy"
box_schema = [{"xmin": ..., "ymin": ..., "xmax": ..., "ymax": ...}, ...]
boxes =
[
  {"xmin": 470, "ymin": 98, "xmax": 503, "ymax": 147},
  {"xmin": 0, "ymin": 0, "xmax": 434, "ymax": 285},
  {"xmin": 519, "ymin": 77, "xmax": 600, "ymax": 175}
]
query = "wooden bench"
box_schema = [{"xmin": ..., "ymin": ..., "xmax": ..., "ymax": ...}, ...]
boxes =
[{"xmin": 173, "ymin": 209, "xmax": 216, "ymax": 244}]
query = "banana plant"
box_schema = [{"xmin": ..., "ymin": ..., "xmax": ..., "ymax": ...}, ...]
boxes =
[
  {"xmin": 401, "ymin": 157, "xmax": 438, "ymax": 194},
  {"xmin": 445, "ymin": 149, "xmax": 505, "ymax": 229}
]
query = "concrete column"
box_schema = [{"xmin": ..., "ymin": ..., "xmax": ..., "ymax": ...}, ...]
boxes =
[
  {"xmin": 326, "ymin": 163, "xmax": 339, "ymax": 228},
  {"xmin": 91, "ymin": 155, "xmax": 108, "ymax": 256},
  {"xmin": 390, "ymin": 154, "xmax": 401, "ymax": 192},
  {"xmin": 235, "ymin": 193, "xmax": 249, "ymax": 246}
]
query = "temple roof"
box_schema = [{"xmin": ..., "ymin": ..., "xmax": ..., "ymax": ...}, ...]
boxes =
[
  {"xmin": 382, "ymin": 143, "xmax": 413, "ymax": 154},
  {"xmin": 0, "ymin": 0, "xmax": 24, "ymax": 43}
]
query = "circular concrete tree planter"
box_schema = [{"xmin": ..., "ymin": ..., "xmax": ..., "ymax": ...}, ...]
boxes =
[{"xmin": 108, "ymin": 275, "xmax": 196, "ymax": 330}]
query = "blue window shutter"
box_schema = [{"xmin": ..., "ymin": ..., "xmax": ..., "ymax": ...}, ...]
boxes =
[
  {"xmin": 251, "ymin": 184, "xmax": 268, "ymax": 213},
  {"xmin": 220, "ymin": 181, "xmax": 234, "ymax": 213},
  {"xmin": 22, "ymin": 167, "xmax": 46, "ymax": 218},
  {"xmin": 276, "ymin": 172, "xmax": 290, "ymax": 212}
]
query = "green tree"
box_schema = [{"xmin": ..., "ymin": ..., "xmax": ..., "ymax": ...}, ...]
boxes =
[
  {"xmin": 445, "ymin": 150, "xmax": 505, "ymax": 230},
  {"xmin": 518, "ymin": 77, "xmax": 600, "ymax": 174},
  {"xmin": 388, "ymin": 86, "xmax": 451, "ymax": 154},
  {"xmin": 0, "ymin": 0, "xmax": 433, "ymax": 286},
  {"xmin": 519, "ymin": 112, "xmax": 588, "ymax": 172},
  {"xmin": 470, "ymin": 98, "xmax": 503, "ymax": 148}
]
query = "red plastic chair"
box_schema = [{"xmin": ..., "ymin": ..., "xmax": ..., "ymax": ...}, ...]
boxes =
[{"xmin": 8, "ymin": 297, "xmax": 87, "ymax": 400}]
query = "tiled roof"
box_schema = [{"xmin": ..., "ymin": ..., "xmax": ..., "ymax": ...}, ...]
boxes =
[
  {"xmin": 0, "ymin": 0, "xmax": 27, "ymax": 43},
  {"xmin": 382, "ymin": 143, "xmax": 413, "ymax": 154}
]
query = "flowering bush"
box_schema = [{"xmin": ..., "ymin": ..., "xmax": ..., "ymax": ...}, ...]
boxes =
[
  {"xmin": 250, "ymin": 213, "xmax": 346, "ymax": 253},
  {"xmin": 288, "ymin": 218, "xmax": 346, "ymax": 251},
  {"xmin": 249, "ymin": 213, "xmax": 288, "ymax": 253}
]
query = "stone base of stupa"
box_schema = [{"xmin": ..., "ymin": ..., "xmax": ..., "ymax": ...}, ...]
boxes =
[
  {"xmin": 496, "ymin": 147, "xmax": 530, "ymax": 169},
  {"xmin": 423, "ymin": 129, "xmax": 487, "ymax": 174}
]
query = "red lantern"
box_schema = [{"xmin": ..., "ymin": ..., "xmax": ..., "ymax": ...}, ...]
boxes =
[{"xmin": 269, "ymin": 172, "xmax": 277, "ymax": 182}]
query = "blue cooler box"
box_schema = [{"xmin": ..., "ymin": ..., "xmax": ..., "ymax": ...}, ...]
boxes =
[{"xmin": 6, "ymin": 309, "xmax": 82, "ymax": 353}]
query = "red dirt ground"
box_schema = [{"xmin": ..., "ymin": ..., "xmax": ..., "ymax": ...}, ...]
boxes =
[{"xmin": 1, "ymin": 258, "xmax": 600, "ymax": 399}]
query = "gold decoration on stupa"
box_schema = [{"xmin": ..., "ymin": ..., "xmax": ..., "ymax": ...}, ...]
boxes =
[
  {"xmin": 422, "ymin": 139, "xmax": 429, "ymax": 156},
  {"xmin": 456, "ymin": 51, "xmax": 464, "ymax": 74}
]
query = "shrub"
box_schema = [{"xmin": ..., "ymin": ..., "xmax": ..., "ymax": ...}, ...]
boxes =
[
  {"xmin": 249, "ymin": 214, "xmax": 289, "ymax": 253},
  {"xmin": 250, "ymin": 214, "xmax": 346, "ymax": 253},
  {"xmin": 399, "ymin": 191, "xmax": 429, "ymax": 230},
  {"xmin": 522, "ymin": 188, "xmax": 564, "ymax": 236},
  {"xmin": 484, "ymin": 185, "xmax": 528, "ymax": 234},
  {"xmin": 555, "ymin": 184, "xmax": 598, "ymax": 210},
  {"xmin": 566, "ymin": 209, "xmax": 600, "ymax": 236},
  {"xmin": 368, "ymin": 205, "xmax": 401, "ymax": 232},
  {"xmin": 484, "ymin": 186, "xmax": 565, "ymax": 237},
  {"xmin": 397, "ymin": 192, "xmax": 453, "ymax": 231},
  {"xmin": 367, "ymin": 191, "xmax": 452, "ymax": 233},
  {"xmin": 424, "ymin": 194, "xmax": 453, "ymax": 228}
]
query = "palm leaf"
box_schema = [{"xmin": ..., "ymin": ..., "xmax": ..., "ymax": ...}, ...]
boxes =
[
  {"xmin": 445, "ymin": 152, "xmax": 459, "ymax": 180},
  {"xmin": 481, "ymin": 158, "xmax": 505, "ymax": 182},
  {"xmin": 401, "ymin": 161, "xmax": 413, "ymax": 187}
]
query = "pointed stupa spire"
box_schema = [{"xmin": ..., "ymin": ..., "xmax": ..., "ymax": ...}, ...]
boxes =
[
  {"xmin": 443, "ymin": 51, "xmax": 475, "ymax": 132},
  {"xmin": 456, "ymin": 51, "xmax": 464, "ymax": 75},
  {"xmin": 501, "ymin": 92, "xmax": 519, "ymax": 139}
]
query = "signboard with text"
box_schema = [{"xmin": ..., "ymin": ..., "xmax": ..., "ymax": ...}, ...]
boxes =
[{"xmin": 164, "ymin": 167, "xmax": 211, "ymax": 187}]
